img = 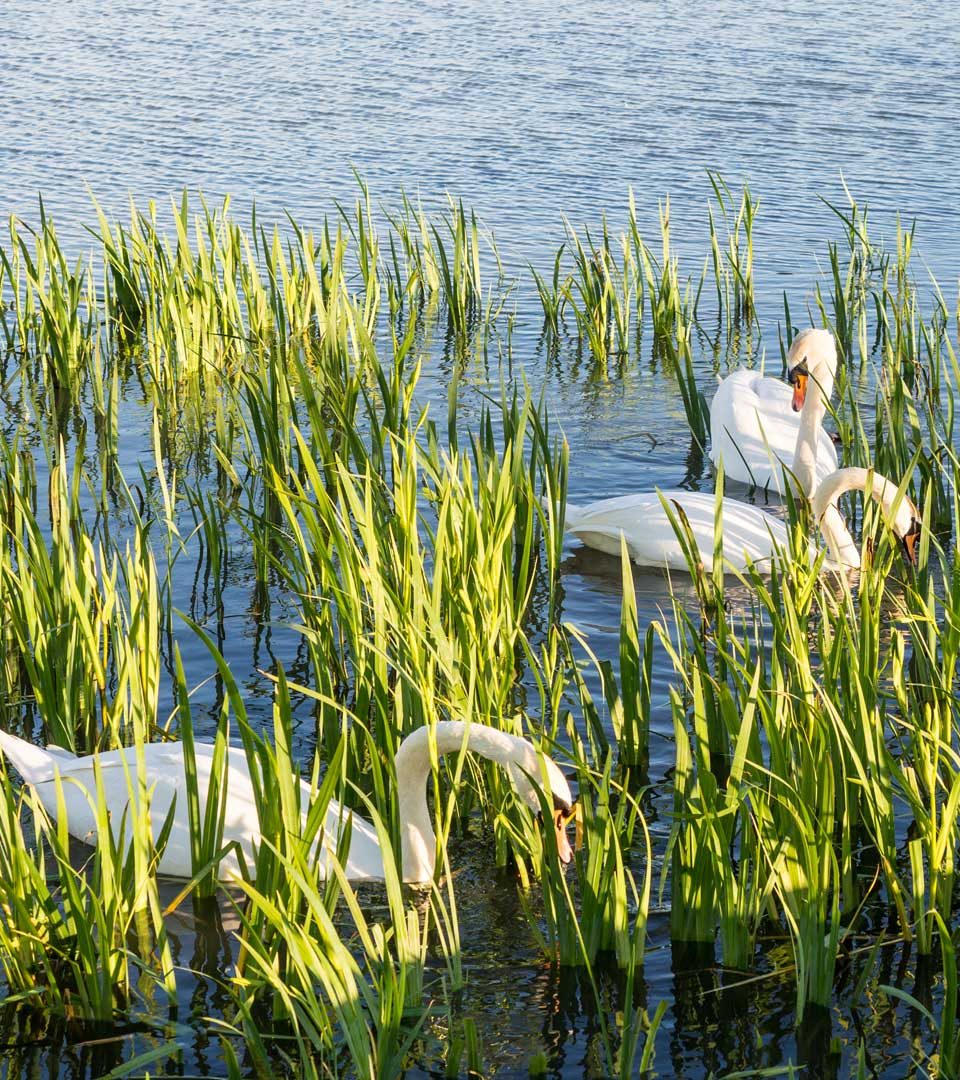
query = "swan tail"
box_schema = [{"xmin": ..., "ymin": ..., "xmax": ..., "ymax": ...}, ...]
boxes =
[
  {"xmin": 540, "ymin": 495, "xmax": 584, "ymax": 531},
  {"xmin": 0, "ymin": 730, "xmax": 59, "ymax": 785}
]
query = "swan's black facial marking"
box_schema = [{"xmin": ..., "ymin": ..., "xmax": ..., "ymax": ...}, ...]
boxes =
[
  {"xmin": 901, "ymin": 515, "xmax": 922, "ymax": 566},
  {"xmin": 789, "ymin": 362, "xmax": 809, "ymax": 413}
]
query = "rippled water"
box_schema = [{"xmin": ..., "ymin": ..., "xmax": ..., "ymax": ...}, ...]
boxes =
[
  {"xmin": 6, "ymin": 2, "xmax": 960, "ymax": 276},
  {"xmin": 3, "ymin": 1, "xmax": 960, "ymax": 1076}
]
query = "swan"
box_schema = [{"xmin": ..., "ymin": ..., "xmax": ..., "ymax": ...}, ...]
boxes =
[
  {"xmin": 562, "ymin": 467, "xmax": 920, "ymax": 573},
  {"xmin": 709, "ymin": 328, "xmax": 839, "ymax": 496},
  {"xmin": 0, "ymin": 721, "xmax": 575, "ymax": 883}
]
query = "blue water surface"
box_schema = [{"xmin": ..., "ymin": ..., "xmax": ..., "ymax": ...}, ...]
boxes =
[{"xmin": 2, "ymin": 2, "xmax": 959, "ymax": 1076}]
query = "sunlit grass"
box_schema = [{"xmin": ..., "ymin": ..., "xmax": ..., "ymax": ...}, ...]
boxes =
[{"xmin": 0, "ymin": 178, "xmax": 957, "ymax": 1075}]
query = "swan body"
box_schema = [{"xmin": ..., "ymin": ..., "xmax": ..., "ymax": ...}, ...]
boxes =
[
  {"xmin": 0, "ymin": 721, "xmax": 574, "ymax": 883},
  {"xmin": 565, "ymin": 490, "xmax": 791, "ymax": 573},
  {"xmin": 709, "ymin": 328, "xmax": 839, "ymax": 496},
  {"xmin": 564, "ymin": 467, "xmax": 920, "ymax": 574}
]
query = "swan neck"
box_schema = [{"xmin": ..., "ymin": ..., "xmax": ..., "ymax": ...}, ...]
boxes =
[
  {"xmin": 790, "ymin": 372, "xmax": 832, "ymax": 499},
  {"xmin": 811, "ymin": 467, "xmax": 904, "ymax": 569},
  {"xmin": 394, "ymin": 721, "xmax": 528, "ymax": 883},
  {"xmin": 819, "ymin": 504, "xmax": 859, "ymax": 569}
]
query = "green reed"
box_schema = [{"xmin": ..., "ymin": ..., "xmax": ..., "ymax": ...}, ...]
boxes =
[
  {"xmin": 335, "ymin": 173, "xmax": 383, "ymax": 328},
  {"xmin": 562, "ymin": 215, "xmax": 635, "ymax": 363},
  {"xmin": 387, "ymin": 190, "xmax": 443, "ymax": 306},
  {"xmin": 250, "ymin": 372, "xmax": 567, "ymax": 843},
  {"xmin": 203, "ymin": 655, "xmax": 534, "ymax": 1079},
  {"xmin": 883, "ymin": 912, "xmax": 960, "ymax": 1079},
  {"xmin": 628, "ymin": 191, "xmax": 703, "ymax": 350},
  {"xmin": 527, "ymin": 739, "xmax": 649, "ymax": 972},
  {"xmin": 0, "ymin": 446, "xmax": 180, "ymax": 1023},
  {"xmin": 3, "ymin": 445, "xmax": 111, "ymax": 751},
  {"xmin": 383, "ymin": 191, "xmax": 498, "ymax": 336},
  {"xmin": 680, "ymin": 343, "xmax": 714, "ymax": 456},
  {"xmin": 707, "ymin": 171, "xmax": 758, "ymax": 326},
  {"xmin": 608, "ymin": 547, "xmax": 655, "ymax": 770},
  {"xmin": 432, "ymin": 196, "xmax": 485, "ymax": 335},
  {"xmin": 0, "ymin": 204, "xmax": 98, "ymax": 394},
  {"xmin": 530, "ymin": 244, "xmax": 570, "ymax": 338},
  {"xmin": 0, "ymin": 790, "xmax": 173, "ymax": 1023},
  {"xmin": 172, "ymin": 646, "xmax": 232, "ymax": 899},
  {"xmin": 816, "ymin": 181, "xmax": 877, "ymax": 364},
  {"xmin": 0, "ymin": 729, "xmax": 177, "ymax": 1025},
  {"xmin": 0, "ymin": 182, "xmax": 959, "ymax": 1074},
  {"xmin": 654, "ymin": 457, "xmax": 960, "ymax": 1022},
  {"xmin": 228, "ymin": 806, "xmax": 432, "ymax": 1079}
]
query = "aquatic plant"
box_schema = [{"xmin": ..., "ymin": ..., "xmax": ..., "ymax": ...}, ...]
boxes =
[
  {"xmin": 0, "ymin": 180, "xmax": 957, "ymax": 1077},
  {"xmin": 0, "ymin": 738, "xmax": 176, "ymax": 1023},
  {"xmin": 563, "ymin": 215, "xmax": 636, "ymax": 363},
  {"xmin": 706, "ymin": 171, "xmax": 758, "ymax": 327}
]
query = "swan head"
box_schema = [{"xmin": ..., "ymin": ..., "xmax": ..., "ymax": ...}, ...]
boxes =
[
  {"xmin": 885, "ymin": 494, "xmax": 920, "ymax": 565},
  {"xmin": 898, "ymin": 511, "xmax": 920, "ymax": 565},
  {"xmin": 860, "ymin": 484, "xmax": 922, "ymax": 566},
  {"xmin": 787, "ymin": 328, "xmax": 838, "ymax": 412},
  {"xmin": 504, "ymin": 743, "xmax": 576, "ymax": 865}
]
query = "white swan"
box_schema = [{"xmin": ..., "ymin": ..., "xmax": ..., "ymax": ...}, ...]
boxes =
[
  {"xmin": 0, "ymin": 721, "xmax": 575, "ymax": 883},
  {"xmin": 563, "ymin": 467, "xmax": 920, "ymax": 573},
  {"xmin": 709, "ymin": 328, "xmax": 839, "ymax": 496}
]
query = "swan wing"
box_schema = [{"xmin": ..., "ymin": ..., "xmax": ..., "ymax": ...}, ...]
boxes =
[
  {"xmin": 566, "ymin": 493, "xmax": 673, "ymax": 560},
  {"xmin": 567, "ymin": 490, "xmax": 791, "ymax": 572},
  {"xmin": 663, "ymin": 492, "xmax": 793, "ymax": 570},
  {"xmin": 710, "ymin": 370, "xmax": 840, "ymax": 492},
  {"xmin": 710, "ymin": 370, "xmax": 791, "ymax": 434},
  {"xmin": 710, "ymin": 380, "xmax": 799, "ymax": 488},
  {"xmin": 24, "ymin": 743, "xmax": 259, "ymax": 878},
  {"xmin": 319, "ymin": 803, "xmax": 385, "ymax": 880},
  {"xmin": 713, "ymin": 369, "xmax": 790, "ymax": 411}
]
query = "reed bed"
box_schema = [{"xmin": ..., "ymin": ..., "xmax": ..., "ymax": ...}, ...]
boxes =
[{"xmin": 0, "ymin": 180, "xmax": 956, "ymax": 1077}]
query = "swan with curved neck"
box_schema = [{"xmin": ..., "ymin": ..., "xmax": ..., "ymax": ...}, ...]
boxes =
[
  {"xmin": 561, "ymin": 466, "xmax": 920, "ymax": 574},
  {"xmin": 709, "ymin": 328, "xmax": 839, "ymax": 496},
  {"xmin": 0, "ymin": 720, "xmax": 575, "ymax": 883}
]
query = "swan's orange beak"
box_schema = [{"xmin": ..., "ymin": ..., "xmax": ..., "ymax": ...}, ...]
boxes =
[
  {"xmin": 902, "ymin": 517, "xmax": 921, "ymax": 566},
  {"xmin": 553, "ymin": 804, "xmax": 577, "ymax": 865},
  {"xmin": 789, "ymin": 366, "xmax": 809, "ymax": 412}
]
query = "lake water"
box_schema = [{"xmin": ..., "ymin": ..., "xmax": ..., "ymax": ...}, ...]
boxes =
[{"xmin": 2, "ymin": 1, "xmax": 960, "ymax": 1076}]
